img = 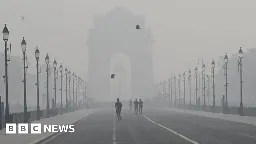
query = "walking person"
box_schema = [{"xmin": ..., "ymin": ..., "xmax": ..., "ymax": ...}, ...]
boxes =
[
  {"xmin": 139, "ymin": 99, "xmax": 143, "ymax": 115},
  {"xmin": 134, "ymin": 98, "xmax": 138, "ymax": 115},
  {"xmin": 115, "ymin": 98, "xmax": 123, "ymax": 121},
  {"xmin": 129, "ymin": 100, "xmax": 133, "ymax": 111}
]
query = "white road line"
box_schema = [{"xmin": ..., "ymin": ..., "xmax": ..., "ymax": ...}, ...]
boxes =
[
  {"xmin": 113, "ymin": 106, "xmax": 117, "ymax": 144},
  {"xmin": 143, "ymin": 115, "xmax": 199, "ymax": 144}
]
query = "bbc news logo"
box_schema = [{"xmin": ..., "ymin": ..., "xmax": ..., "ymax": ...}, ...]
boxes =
[{"xmin": 6, "ymin": 123, "xmax": 75, "ymax": 134}]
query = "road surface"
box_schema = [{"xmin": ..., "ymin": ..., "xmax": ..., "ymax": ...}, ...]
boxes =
[{"xmin": 42, "ymin": 108, "xmax": 256, "ymax": 144}]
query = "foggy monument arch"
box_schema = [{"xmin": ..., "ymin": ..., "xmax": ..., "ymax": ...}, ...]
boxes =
[{"xmin": 88, "ymin": 7, "xmax": 153, "ymax": 101}]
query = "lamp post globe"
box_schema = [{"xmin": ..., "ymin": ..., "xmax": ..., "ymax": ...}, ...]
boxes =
[
  {"xmin": 21, "ymin": 37, "xmax": 26, "ymax": 52},
  {"xmin": 53, "ymin": 60, "xmax": 57, "ymax": 69},
  {"xmin": 195, "ymin": 67, "xmax": 198, "ymax": 73},
  {"xmin": 238, "ymin": 47, "xmax": 243, "ymax": 58},
  {"xmin": 65, "ymin": 68, "xmax": 68, "ymax": 75},
  {"xmin": 59, "ymin": 64, "xmax": 63, "ymax": 72},
  {"xmin": 45, "ymin": 54, "xmax": 49, "ymax": 65},
  {"xmin": 35, "ymin": 47, "xmax": 40, "ymax": 60},
  {"xmin": 202, "ymin": 63, "xmax": 206, "ymax": 69},
  {"xmin": 224, "ymin": 54, "xmax": 228, "ymax": 63},
  {"xmin": 211, "ymin": 60, "xmax": 215, "ymax": 68},
  {"xmin": 2, "ymin": 24, "xmax": 9, "ymax": 41}
]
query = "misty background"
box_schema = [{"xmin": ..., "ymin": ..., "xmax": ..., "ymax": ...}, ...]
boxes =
[{"xmin": 0, "ymin": 0, "xmax": 256, "ymax": 111}]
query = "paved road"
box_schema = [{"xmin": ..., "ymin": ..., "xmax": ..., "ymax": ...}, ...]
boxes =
[{"xmin": 42, "ymin": 108, "xmax": 256, "ymax": 144}]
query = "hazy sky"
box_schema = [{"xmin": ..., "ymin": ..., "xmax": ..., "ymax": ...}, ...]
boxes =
[{"xmin": 1, "ymin": 0, "xmax": 256, "ymax": 82}]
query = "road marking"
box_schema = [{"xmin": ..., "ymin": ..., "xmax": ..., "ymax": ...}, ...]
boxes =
[
  {"xmin": 238, "ymin": 133, "xmax": 256, "ymax": 139},
  {"xmin": 112, "ymin": 106, "xmax": 117, "ymax": 144},
  {"xmin": 143, "ymin": 115, "xmax": 199, "ymax": 144}
]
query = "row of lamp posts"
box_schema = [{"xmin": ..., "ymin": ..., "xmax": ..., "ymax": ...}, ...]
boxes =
[
  {"xmin": 156, "ymin": 47, "xmax": 244, "ymax": 116},
  {"xmin": 2, "ymin": 24, "xmax": 87, "ymax": 124}
]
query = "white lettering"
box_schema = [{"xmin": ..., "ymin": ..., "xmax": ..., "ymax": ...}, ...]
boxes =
[
  {"xmin": 52, "ymin": 125, "xmax": 58, "ymax": 132},
  {"xmin": 31, "ymin": 123, "xmax": 41, "ymax": 134},
  {"xmin": 68, "ymin": 125, "xmax": 75, "ymax": 133},
  {"xmin": 6, "ymin": 123, "xmax": 16, "ymax": 134},
  {"xmin": 59, "ymin": 125, "xmax": 69, "ymax": 132},
  {"xmin": 43, "ymin": 125, "xmax": 51, "ymax": 132},
  {"xmin": 18, "ymin": 123, "xmax": 28, "ymax": 134}
]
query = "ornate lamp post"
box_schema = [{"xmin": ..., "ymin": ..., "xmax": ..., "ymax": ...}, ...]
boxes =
[
  {"xmin": 21, "ymin": 37, "xmax": 28, "ymax": 122},
  {"xmin": 2, "ymin": 24, "xmax": 10, "ymax": 123},
  {"xmin": 65, "ymin": 68, "xmax": 68, "ymax": 109},
  {"xmin": 183, "ymin": 72, "xmax": 186, "ymax": 105},
  {"xmin": 68, "ymin": 71, "xmax": 71, "ymax": 110},
  {"xmin": 224, "ymin": 53, "xmax": 228, "ymax": 110},
  {"xmin": 188, "ymin": 69, "xmax": 192, "ymax": 105},
  {"xmin": 75, "ymin": 75, "xmax": 78, "ymax": 109},
  {"xmin": 53, "ymin": 60, "xmax": 57, "ymax": 110},
  {"xmin": 178, "ymin": 74, "xmax": 181, "ymax": 105},
  {"xmin": 238, "ymin": 47, "xmax": 244, "ymax": 116},
  {"xmin": 45, "ymin": 53, "xmax": 50, "ymax": 117},
  {"xmin": 202, "ymin": 63, "xmax": 206, "ymax": 107},
  {"xmin": 72, "ymin": 72, "xmax": 75, "ymax": 110},
  {"xmin": 59, "ymin": 64, "xmax": 63, "ymax": 114},
  {"xmin": 206, "ymin": 75, "xmax": 210, "ymax": 105},
  {"xmin": 35, "ymin": 47, "xmax": 40, "ymax": 120},
  {"xmin": 174, "ymin": 76, "xmax": 176, "ymax": 106},
  {"xmin": 211, "ymin": 60, "xmax": 215, "ymax": 110},
  {"xmin": 170, "ymin": 77, "xmax": 173, "ymax": 104},
  {"xmin": 168, "ymin": 78, "xmax": 171, "ymax": 103},
  {"xmin": 195, "ymin": 67, "xmax": 198, "ymax": 106}
]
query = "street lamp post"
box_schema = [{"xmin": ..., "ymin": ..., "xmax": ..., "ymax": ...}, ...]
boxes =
[
  {"xmin": 188, "ymin": 69, "xmax": 192, "ymax": 105},
  {"xmin": 207, "ymin": 75, "xmax": 210, "ymax": 105},
  {"xmin": 168, "ymin": 78, "xmax": 171, "ymax": 103},
  {"xmin": 45, "ymin": 53, "xmax": 50, "ymax": 118},
  {"xmin": 183, "ymin": 72, "xmax": 186, "ymax": 105},
  {"xmin": 72, "ymin": 73, "xmax": 75, "ymax": 110},
  {"xmin": 35, "ymin": 47, "xmax": 40, "ymax": 120},
  {"xmin": 59, "ymin": 64, "xmax": 63, "ymax": 114},
  {"xmin": 202, "ymin": 63, "xmax": 206, "ymax": 107},
  {"xmin": 195, "ymin": 67, "xmax": 198, "ymax": 107},
  {"xmin": 170, "ymin": 77, "xmax": 173, "ymax": 104},
  {"xmin": 224, "ymin": 53, "xmax": 228, "ymax": 111},
  {"xmin": 2, "ymin": 24, "xmax": 10, "ymax": 123},
  {"xmin": 211, "ymin": 60, "xmax": 215, "ymax": 110},
  {"xmin": 238, "ymin": 47, "xmax": 244, "ymax": 116},
  {"xmin": 65, "ymin": 68, "xmax": 68, "ymax": 110},
  {"xmin": 178, "ymin": 74, "xmax": 181, "ymax": 106},
  {"xmin": 76, "ymin": 75, "xmax": 78, "ymax": 110},
  {"xmin": 174, "ymin": 76, "xmax": 176, "ymax": 106},
  {"xmin": 21, "ymin": 37, "xmax": 28, "ymax": 122},
  {"xmin": 68, "ymin": 71, "xmax": 71, "ymax": 110},
  {"xmin": 53, "ymin": 60, "xmax": 57, "ymax": 111}
]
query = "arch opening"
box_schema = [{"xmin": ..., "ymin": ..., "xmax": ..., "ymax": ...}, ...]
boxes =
[{"xmin": 110, "ymin": 53, "xmax": 131, "ymax": 101}]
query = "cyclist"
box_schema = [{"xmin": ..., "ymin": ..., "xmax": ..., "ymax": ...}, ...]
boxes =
[
  {"xmin": 139, "ymin": 99, "xmax": 143, "ymax": 115},
  {"xmin": 134, "ymin": 98, "xmax": 138, "ymax": 115},
  {"xmin": 129, "ymin": 100, "xmax": 133, "ymax": 111},
  {"xmin": 115, "ymin": 98, "xmax": 123, "ymax": 121}
]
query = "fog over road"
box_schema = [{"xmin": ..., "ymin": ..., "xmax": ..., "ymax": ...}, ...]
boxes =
[{"xmin": 42, "ymin": 107, "xmax": 256, "ymax": 144}]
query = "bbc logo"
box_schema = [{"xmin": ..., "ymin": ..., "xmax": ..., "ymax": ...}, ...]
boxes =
[
  {"xmin": 6, "ymin": 123, "xmax": 75, "ymax": 134},
  {"xmin": 6, "ymin": 123, "xmax": 41, "ymax": 134}
]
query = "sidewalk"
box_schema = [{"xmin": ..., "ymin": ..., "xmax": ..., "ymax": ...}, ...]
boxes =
[
  {"xmin": 164, "ymin": 108, "xmax": 256, "ymax": 126},
  {"xmin": 0, "ymin": 108, "xmax": 98, "ymax": 144}
]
